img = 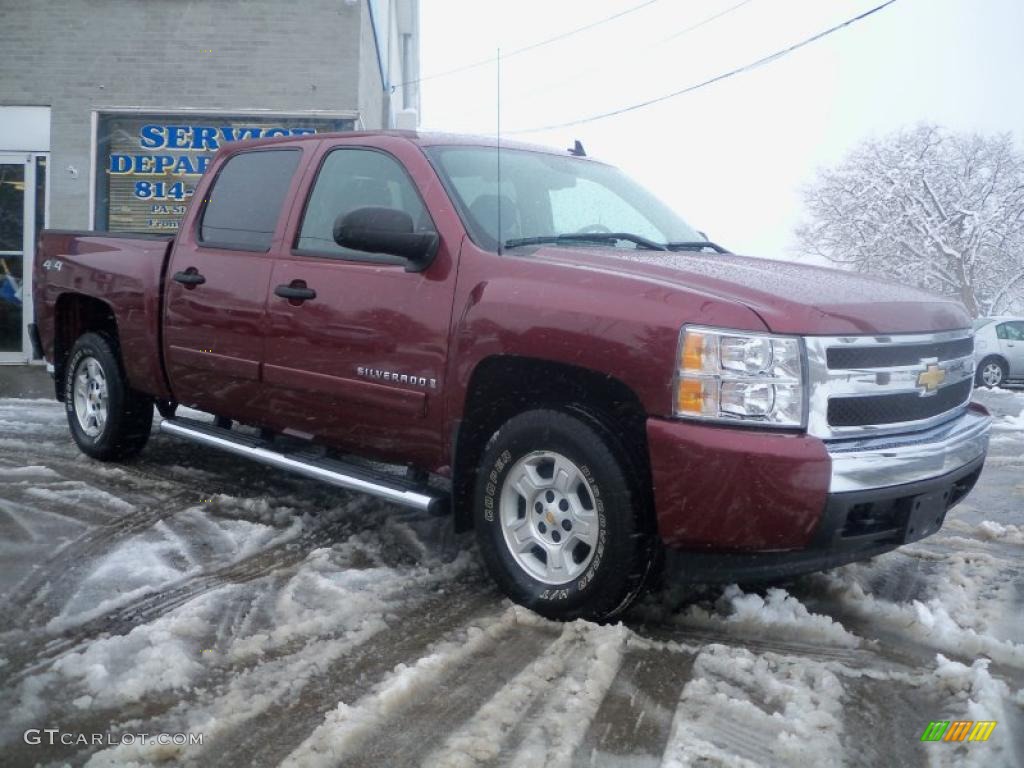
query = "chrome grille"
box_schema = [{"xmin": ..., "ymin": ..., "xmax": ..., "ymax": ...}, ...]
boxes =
[
  {"xmin": 825, "ymin": 336, "xmax": 974, "ymax": 369},
  {"xmin": 805, "ymin": 329, "xmax": 975, "ymax": 439}
]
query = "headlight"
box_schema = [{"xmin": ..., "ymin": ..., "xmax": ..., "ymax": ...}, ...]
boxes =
[{"xmin": 674, "ymin": 326, "xmax": 805, "ymax": 427}]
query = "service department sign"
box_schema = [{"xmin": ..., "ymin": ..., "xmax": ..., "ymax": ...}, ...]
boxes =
[{"xmin": 95, "ymin": 113, "xmax": 354, "ymax": 233}]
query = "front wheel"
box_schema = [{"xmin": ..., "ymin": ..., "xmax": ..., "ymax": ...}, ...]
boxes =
[
  {"xmin": 976, "ymin": 357, "xmax": 1007, "ymax": 388},
  {"xmin": 65, "ymin": 332, "xmax": 153, "ymax": 461},
  {"xmin": 473, "ymin": 409, "xmax": 652, "ymax": 621}
]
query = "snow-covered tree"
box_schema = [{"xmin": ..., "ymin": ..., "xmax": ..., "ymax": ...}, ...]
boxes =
[{"xmin": 796, "ymin": 125, "xmax": 1024, "ymax": 316}]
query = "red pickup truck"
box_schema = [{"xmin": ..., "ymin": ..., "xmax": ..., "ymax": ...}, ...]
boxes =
[{"xmin": 32, "ymin": 131, "xmax": 991, "ymax": 620}]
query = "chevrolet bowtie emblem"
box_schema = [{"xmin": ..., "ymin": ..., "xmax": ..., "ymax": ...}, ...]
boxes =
[{"xmin": 917, "ymin": 363, "xmax": 947, "ymax": 393}]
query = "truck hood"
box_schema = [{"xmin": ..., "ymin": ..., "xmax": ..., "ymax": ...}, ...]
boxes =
[{"xmin": 529, "ymin": 247, "xmax": 970, "ymax": 335}]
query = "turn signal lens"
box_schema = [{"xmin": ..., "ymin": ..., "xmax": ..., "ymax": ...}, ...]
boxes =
[
  {"xmin": 682, "ymin": 333, "xmax": 705, "ymax": 372},
  {"xmin": 674, "ymin": 326, "xmax": 805, "ymax": 428},
  {"xmin": 676, "ymin": 378, "xmax": 704, "ymax": 414}
]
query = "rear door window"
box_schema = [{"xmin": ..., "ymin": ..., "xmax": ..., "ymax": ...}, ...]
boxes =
[
  {"xmin": 1002, "ymin": 322, "xmax": 1024, "ymax": 341},
  {"xmin": 199, "ymin": 150, "xmax": 301, "ymax": 251}
]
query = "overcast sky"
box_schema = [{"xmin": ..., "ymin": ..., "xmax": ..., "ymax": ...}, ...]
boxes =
[{"xmin": 416, "ymin": 0, "xmax": 1024, "ymax": 259}]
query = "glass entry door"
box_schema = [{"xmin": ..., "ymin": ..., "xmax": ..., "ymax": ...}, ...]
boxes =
[{"xmin": 0, "ymin": 153, "xmax": 45, "ymax": 363}]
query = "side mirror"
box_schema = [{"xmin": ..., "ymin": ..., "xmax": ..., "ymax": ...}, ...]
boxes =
[{"xmin": 333, "ymin": 206, "xmax": 439, "ymax": 272}]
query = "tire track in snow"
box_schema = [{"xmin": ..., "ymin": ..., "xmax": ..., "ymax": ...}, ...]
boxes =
[
  {"xmin": 309, "ymin": 618, "xmax": 561, "ymax": 768},
  {"xmin": 292, "ymin": 611, "xmax": 562, "ymax": 768},
  {"xmin": 58, "ymin": 559, "xmax": 485, "ymax": 768},
  {"xmin": 636, "ymin": 623, "xmax": 868, "ymax": 666},
  {"xmin": 490, "ymin": 622, "xmax": 628, "ymax": 768},
  {"xmin": 421, "ymin": 622, "xmax": 584, "ymax": 767},
  {"xmin": 179, "ymin": 580, "xmax": 497, "ymax": 768},
  {"xmin": 571, "ymin": 647, "xmax": 693, "ymax": 768},
  {"xmin": 0, "ymin": 488, "xmax": 197, "ymax": 634},
  {"xmin": 658, "ymin": 644, "xmax": 845, "ymax": 767},
  {"xmin": 840, "ymin": 676, "xmax": 935, "ymax": 768},
  {"xmin": 0, "ymin": 514, "xmax": 339, "ymax": 686}
]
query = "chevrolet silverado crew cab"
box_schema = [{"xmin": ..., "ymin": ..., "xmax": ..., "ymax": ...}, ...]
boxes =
[{"xmin": 32, "ymin": 131, "xmax": 991, "ymax": 621}]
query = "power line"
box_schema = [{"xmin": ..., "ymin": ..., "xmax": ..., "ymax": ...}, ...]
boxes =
[
  {"xmin": 662, "ymin": 0, "xmax": 756, "ymax": 43},
  {"xmin": 392, "ymin": 0, "xmax": 663, "ymax": 91},
  {"xmin": 508, "ymin": 0, "xmax": 899, "ymax": 135},
  {"xmin": 511, "ymin": 0, "xmax": 757, "ymax": 101}
]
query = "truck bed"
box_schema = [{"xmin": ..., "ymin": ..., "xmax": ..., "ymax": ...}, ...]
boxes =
[{"xmin": 34, "ymin": 230, "xmax": 175, "ymax": 400}]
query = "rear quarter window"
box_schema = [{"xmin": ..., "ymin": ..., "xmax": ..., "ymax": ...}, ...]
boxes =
[{"xmin": 199, "ymin": 150, "xmax": 300, "ymax": 251}]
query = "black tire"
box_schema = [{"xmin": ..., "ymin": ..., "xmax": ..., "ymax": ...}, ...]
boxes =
[
  {"xmin": 64, "ymin": 332, "xmax": 153, "ymax": 461},
  {"xmin": 976, "ymin": 356, "xmax": 1007, "ymax": 388},
  {"xmin": 473, "ymin": 409, "xmax": 653, "ymax": 621}
]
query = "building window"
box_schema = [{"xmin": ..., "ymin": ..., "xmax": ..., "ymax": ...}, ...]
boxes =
[{"xmin": 94, "ymin": 113, "xmax": 354, "ymax": 234}]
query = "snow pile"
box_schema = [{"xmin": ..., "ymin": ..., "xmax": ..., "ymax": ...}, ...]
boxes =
[
  {"xmin": 212, "ymin": 493, "xmax": 301, "ymax": 527},
  {"xmin": 676, "ymin": 585, "xmax": 862, "ymax": 649},
  {"xmin": 0, "ymin": 464, "xmax": 60, "ymax": 479},
  {"xmin": 7, "ymin": 588, "xmax": 225, "ymax": 737},
  {"xmin": 661, "ymin": 644, "xmax": 845, "ymax": 767},
  {"xmin": 973, "ymin": 521, "xmax": 1024, "ymax": 545},
  {"xmin": 925, "ymin": 654, "xmax": 1017, "ymax": 767},
  {"xmin": 50, "ymin": 599, "xmax": 212, "ymax": 707},
  {"xmin": 988, "ymin": 401, "xmax": 1024, "ymax": 437},
  {"xmin": 25, "ymin": 483, "xmax": 136, "ymax": 513},
  {"xmin": 817, "ymin": 562, "xmax": 1024, "ymax": 667},
  {"xmin": 996, "ymin": 410, "xmax": 1024, "ymax": 431}
]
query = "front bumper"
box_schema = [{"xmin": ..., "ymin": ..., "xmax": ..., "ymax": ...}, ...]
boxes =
[
  {"xmin": 826, "ymin": 405, "xmax": 990, "ymax": 493},
  {"xmin": 647, "ymin": 404, "xmax": 991, "ymax": 579}
]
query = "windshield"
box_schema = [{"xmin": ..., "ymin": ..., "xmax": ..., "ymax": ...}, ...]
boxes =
[{"xmin": 426, "ymin": 145, "xmax": 703, "ymax": 251}]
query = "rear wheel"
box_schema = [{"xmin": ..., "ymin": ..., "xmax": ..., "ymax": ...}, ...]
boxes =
[
  {"xmin": 65, "ymin": 332, "xmax": 153, "ymax": 461},
  {"xmin": 473, "ymin": 409, "xmax": 652, "ymax": 621},
  {"xmin": 976, "ymin": 357, "xmax": 1007, "ymax": 388}
]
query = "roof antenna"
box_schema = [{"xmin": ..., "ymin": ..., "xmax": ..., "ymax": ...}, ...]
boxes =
[
  {"xmin": 569, "ymin": 139, "xmax": 586, "ymax": 157},
  {"xmin": 496, "ymin": 47, "xmax": 503, "ymax": 255}
]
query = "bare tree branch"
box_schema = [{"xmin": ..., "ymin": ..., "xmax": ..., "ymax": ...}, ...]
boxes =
[{"xmin": 795, "ymin": 125, "xmax": 1024, "ymax": 317}]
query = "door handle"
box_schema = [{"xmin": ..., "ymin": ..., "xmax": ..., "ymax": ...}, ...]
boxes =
[
  {"xmin": 274, "ymin": 282, "xmax": 316, "ymax": 302},
  {"xmin": 173, "ymin": 269, "xmax": 206, "ymax": 287}
]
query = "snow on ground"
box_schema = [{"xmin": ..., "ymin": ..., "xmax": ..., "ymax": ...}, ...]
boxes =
[
  {"xmin": 0, "ymin": 389, "xmax": 1022, "ymax": 767},
  {"xmin": 669, "ymin": 584, "xmax": 863, "ymax": 649}
]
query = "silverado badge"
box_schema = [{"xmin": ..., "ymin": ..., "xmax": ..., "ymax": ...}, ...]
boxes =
[{"xmin": 357, "ymin": 366, "xmax": 437, "ymax": 390}]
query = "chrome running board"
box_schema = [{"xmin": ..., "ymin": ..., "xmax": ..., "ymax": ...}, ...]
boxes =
[{"xmin": 159, "ymin": 417, "xmax": 446, "ymax": 514}]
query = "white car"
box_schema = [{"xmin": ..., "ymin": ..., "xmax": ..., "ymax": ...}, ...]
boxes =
[{"xmin": 974, "ymin": 316, "xmax": 1024, "ymax": 387}]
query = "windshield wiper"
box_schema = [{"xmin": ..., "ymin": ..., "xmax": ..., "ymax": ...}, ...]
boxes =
[
  {"xmin": 504, "ymin": 233, "xmax": 666, "ymax": 251},
  {"xmin": 665, "ymin": 240, "xmax": 729, "ymax": 253}
]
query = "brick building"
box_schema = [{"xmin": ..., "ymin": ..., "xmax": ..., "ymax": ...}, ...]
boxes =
[{"xmin": 0, "ymin": 0, "xmax": 420, "ymax": 363}]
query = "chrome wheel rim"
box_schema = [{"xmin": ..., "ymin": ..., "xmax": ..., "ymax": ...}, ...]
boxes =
[
  {"xmin": 499, "ymin": 450, "xmax": 600, "ymax": 586},
  {"xmin": 982, "ymin": 363, "xmax": 1003, "ymax": 387},
  {"xmin": 73, "ymin": 356, "xmax": 109, "ymax": 437}
]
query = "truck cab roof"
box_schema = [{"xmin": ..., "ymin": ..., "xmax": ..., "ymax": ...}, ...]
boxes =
[{"xmin": 221, "ymin": 128, "xmax": 596, "ymax": 160}]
